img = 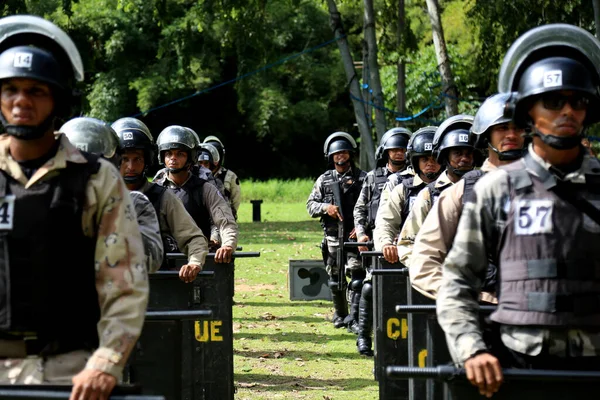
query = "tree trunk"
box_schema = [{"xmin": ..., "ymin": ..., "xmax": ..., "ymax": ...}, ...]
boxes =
[
  {"xmin": 327, "ymin": 0, "xmax": 375, "ymax": 170},
  {"xmin": 594, "ymin": 0, "xmax": 600, "ymax": 38},
  {"xmin": 360, "ymin": 40, "xmax": 372, "ymax": 167},
  {"xmin": 363, "ymin": 0, "xmax": 387, "ymax": 140},
  {"xmin": 396, "ymin": 0, "xmax": 406, "ymax": 118},
  {"xmin": 425, "ymin": 0, "xmax": 458, "ymax": 116}
]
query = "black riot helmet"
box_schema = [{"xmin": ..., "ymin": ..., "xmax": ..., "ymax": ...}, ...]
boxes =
[
  {"xmin": 433, "ymin": 114, "xmax": 478, "ymax": 177},
  {"xmin": 60, "ymin": 117, "xmax": 120, "ymax": 166},
  {"xmin": 203, "ymin": 135, "xmax": 225, "ymax": 166},
  {"xmin": 471, "ymin": 93, "xmax": 523, "ymax": 161},
  {"xmin": 0, "ymin": 15, "xmax": 84, "ymax": 139},
  {"xmin": 375, "ymin": 127, "xmax": 411, "ymax": 167},
  {"xmin": 156, "ymin": 125, "xmax": 197, "ymax": 173},
  {"xmin": 406, "ymin": 126, "xmax": 437, "ymax": 179},
  {"xmin": 112, "ymin": 117, "xmax": 155, "ymax": 185},
  {"xmin": 323, "ymin": 131, "xmax": 357, "ymax": 168},
  {"xmin": 198, "ymin": 143, "xmax": 220, "ymax": 171},
  {"xmin": 498, "ymin": 24, "xmax": 600, "ymax": 150}
]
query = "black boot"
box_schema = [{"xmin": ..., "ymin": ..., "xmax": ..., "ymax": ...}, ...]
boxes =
[
  {"xmin": 345, "ymin": 289, "xmax": 361, "ymax": 334},
  {"xmin": 356, "ymin": 282, "xmax": 374, "ymax": 356},
  {"xmin": 330, "ymin": 287, "xmax": 348, "ymax": 329}
]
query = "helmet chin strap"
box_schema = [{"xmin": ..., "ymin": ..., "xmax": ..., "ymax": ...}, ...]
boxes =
[
  {"xmin": 123, "ymin": 173, "xmax": 146, "ymax": 186},
  {"xmin": 424, "ymin": 170, "xmax": 442, "ymax": 181},
  {"xmin": 529, "ymin": 128, "xmax": 582, "ymax": 150},
  {"xmin": 488, "ymin": 143, "xmax": 523, "ymax": 161},
  {"xmin": 446, "ymin": 161, "xmax": 473, "ymax": 178},
  {"xmin": 390, "ymin": 159, "xmax": 405, "ymax": 167},
  {"xmin": 0, "ymin": 112, "xmax": 54, "ymax": 140}
]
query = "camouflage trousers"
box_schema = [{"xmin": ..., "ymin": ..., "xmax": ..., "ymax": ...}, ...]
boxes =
[
  {"xmin": 0, "ymin": 349, "xmax": 91, "ymax": 384},
  {"xmin": 325, "ymin": 235, "xmax": 362, "ymax": 278}
]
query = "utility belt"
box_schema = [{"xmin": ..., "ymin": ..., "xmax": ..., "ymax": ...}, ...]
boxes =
[{"xmin": 0, "ymin": 332, "xmax": 89, "ymax": 358}]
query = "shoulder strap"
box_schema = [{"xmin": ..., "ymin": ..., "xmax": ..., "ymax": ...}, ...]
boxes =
[
  {"xmin": 462, "ymin": 169, "xmax": 485, "ymax": 205},
  {"xmin": 145, "ymin": 183, "xmax": 167, "ymax": 213}
]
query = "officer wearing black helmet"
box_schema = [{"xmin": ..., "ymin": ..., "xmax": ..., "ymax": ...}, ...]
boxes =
[
  {"xmin": 410, "ymin": 94, "xmax": 525, "ymax": 301},
  {"xmin": 351, "ymin": 127, "xmax": 410, "ymax": 354},
  {"xmin": 154, "ymin": 125, "xmax": 238, "ymax": 263},
  {"xmin": 374, "ymin": 126, "xmax": 442, "ymax": 264},
  {"xmin": 307, "ymin": 132, "xmax": 367, "ymax": 329},
  {"xmin": 0, "ymin": 15, "xmax": 148, "ymax": 399},
  {"xmin": 437, "ymin": 24, "xmax": 600, "ymax": 397},
  {"xmin": 61, "ymin": 116, "xmax": 164, "ymax": 273},
  {"xmin": 113, "ymin": 117, "xmax": 209, "ymax": 281},
  {"xmin": 395, "ymin": 115, "xmax": 477, "ymax": 266},
  {"xmin": 203, "ymin": 135, "xmax": 241, "ymax": 216},
  {"xmin": 182, "ymin": 128, "xmax": 227, "ymax": 199}
]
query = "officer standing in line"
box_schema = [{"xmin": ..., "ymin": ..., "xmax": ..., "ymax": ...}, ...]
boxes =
[
  {"xmin": 0, "ymin": 15, "xmax": 148, "ymax": 399},
  {"xmin": 203, "ymin": 135, "xmax": 242, "ymax": 217},
  {"xmin": 352, "ymin": 127, "xmax": 411, "ymax": 354},
  {"xmin": 374, "ymin": 127, "xmax": 441, "ymax": 264},
  {"xmin": 410, "ymin": 94, "xmax": 525, "ymax": 301},
  {"xmin": 182, "ymin": 127, "xmax": 227, "ymax": 198},
  {"xmin": 112, "ymin": 117, "xmax": 209, "ymax": 282},
  {"xmin": 307, "ymin": 132, "xmax": 367, "ymax": 328},
  {"xmin": 437, "ymin": 24, "xmax": 600, "ymax": 398},
  {"xmin": 61, "ymin": 116, "xmax": 164, "ymax": 273},
  {"xmin": 154, "ymin": 125, "xmax": 238, "ymax": 263},
  {"xmin": 396, "ymin": 115, "xmax": 476, "ymax": 266}
]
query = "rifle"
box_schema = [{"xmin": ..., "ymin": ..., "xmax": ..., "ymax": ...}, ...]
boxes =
[{"xmin": 327, "ymin": 180, "xmax": 345, "ymax": 288}]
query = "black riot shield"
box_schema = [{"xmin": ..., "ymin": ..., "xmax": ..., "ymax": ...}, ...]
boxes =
[
  {"xmin": 127, "ymin": 252, "xmax": 259, "ymax": 400},
  {"xmin": 369, "ymin": 253, "xmax": 410, "ymax": 400}
]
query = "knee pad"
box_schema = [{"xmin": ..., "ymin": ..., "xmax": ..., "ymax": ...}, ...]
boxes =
[{"xmin": 361, "ymin": 282, "xmax": 373, "ymax": 299}]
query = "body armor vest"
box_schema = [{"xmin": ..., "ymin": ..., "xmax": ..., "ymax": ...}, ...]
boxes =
[
  {"xmin": 491, "ymin": 155, "xmax": 600, "ymax": 327},
  {"xmin": 214, "ymin": 167, "xmax": 231, "ymax": 199},
  {"xmin": 367, "ymin": 167, "xmax": 392, "ymax": 230},
  {"xmin": 0, "ymin": 153, "xmax": 100, "ymax": 351},
  {"xmin": 321, "ymin": 168, "xmax": 365, "ymax": 237},
  {"xmin": 143, "ymin": 183, "xmax": 175, "ymax": 267},
  {"xmin": 172, "ymin": 175, "xmax": 211, "ymax": 239},
  {"xmin": 401, "ymin": 176, "xmax": 426, "ymax": 224},
  {"xmin": 461, "ymin": 169, "xmax": 485, "ymax": 205},
  {"xmin": 427, "ymin": 180, "xmax": 452, "ymax": 207}
]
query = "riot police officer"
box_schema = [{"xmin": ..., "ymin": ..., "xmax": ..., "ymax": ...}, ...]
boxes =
[
  {"xmin": 0, "ymin": 15, "xmax": 147, "ymax": 398},
  {"xmin": 154, "ymin": 125, "xmax": 238, "ymax": 263},
  {"xmin": 203, "ymin": 135, "xmax": 241, "ymax": 216},
  {"xmin": 410, "ymin": 94, "xmax": 525, "ymax": 301},
  {"xmin": 352, "ymin": 127, "xmax": 411, "ymax": 354},
  {"xmin": 61, "ymin": 116, "xmax": 164, "ymax": 273},
  {"xmin": 374, "ymin": 127, "xmax": 441, "ymax": 264},
  {"xmin": 396, "ymin": 115, "xmax": 476, "ymax": 266},
  {"xmin": 182, "ymin": 127, "xmax": 227, "ymax": 199},
  {"xmin": 307, "ymin": 132, "xmax": 367, "ymax": 329},
  {"xmin": 437, "ymin": 24, "xmax": 600, "ymax": 397},
  {"xmin": 113, "ymin": 117, "xmax": 209, "ymax": 281}
]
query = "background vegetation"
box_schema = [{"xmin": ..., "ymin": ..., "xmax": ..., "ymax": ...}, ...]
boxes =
[{"xmin": 1, "ymin": 1, "xmax": 597, "ymax": 179}]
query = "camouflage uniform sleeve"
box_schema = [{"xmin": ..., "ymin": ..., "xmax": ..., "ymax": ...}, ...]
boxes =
[
  {"xmin": 162, "ymin": 189, "xmax": 209, "ymax": 267},
  {"xmin": 81, "ymin": 160, "xmax": 149, "ymax": 378},
  {"xmin": 353, "ymin": 173, "xmax": 373, "ymax": 239},
  {"xmin": 397, "ymin": 186, "xmax": 432, "ymax": 266},
  {"xmin": 306, "ymin": 175, "xmax": 329, "ymax": 217},
  {"xmin": 130, "ymin": 191, "xmax": 164, "ymax": 273},
  {"xmin": 410, "ymin": 181, "xmax": 464, "ymax": 299},
  {"xmin": 226, "ymin": 170, "xmax": 241, "ymax": 212},
  {"xmin": 436, "ymin": 171, "xmax": 508, "ymax": 364},
  {"xmin": 202, "ymin": 183, "xmax": 238, "ymax": 248},
  {"xmin": 373, "ymin": 183, "xmax": 406, "ymax": 251}
]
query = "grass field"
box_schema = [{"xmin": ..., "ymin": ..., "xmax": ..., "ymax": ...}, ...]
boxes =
[{"xmin": 233, "ymin": 200, "xmax": 379, "ymax": 400}]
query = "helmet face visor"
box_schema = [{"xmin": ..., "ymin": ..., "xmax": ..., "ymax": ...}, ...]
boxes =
[
  {"xmin": 0, "ymin": 15, "xmax": 84, "ymax": 82},
  {"xmin": 498, "ymin": 23, "xmax": 600, "ymax": 94}
]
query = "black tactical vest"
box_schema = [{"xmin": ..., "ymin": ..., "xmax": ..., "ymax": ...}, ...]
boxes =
[
  {"xmin": 0, "ymin": 153, "xmax": 100, "ymax": 350},
  {"xmin": 426, "ymin": 180, "xmax": 453, "ymax": 207},
  {"xmin": 491, "ymin": 155, "xmax": 600, "ymax": 327},
  {"xmin": 461, "ymin": 169, "xmax": 485, "ymax": 205},
  {"xmin": 400, "ymin": 176, "xmax": 426, "ymax": 225},
  {"xmin": 320, "ymin": 168, "xmax": 366, "ymax": 237},
  {"xmin": 143, "ymin": 183, "xmax": 175, "ymax": 267},
  {"xmin": 169, "ymin": 175, "xmax": 212, "ymax": 239},
  {"xmin": 145, "ymin": 182, "xmax": 167, "ymax": 214},
  {"xmin": 214, "ymin": 167, "xmax": 231, "ymax": 199},
  {"xmin": 367, "ymin": 167, "xmax": 392, "ymax": 230}
]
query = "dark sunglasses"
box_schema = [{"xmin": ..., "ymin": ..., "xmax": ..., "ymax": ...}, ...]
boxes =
[{"xmin": 539, "ymin": 93, "xmax": 590, "ymax": 111}]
